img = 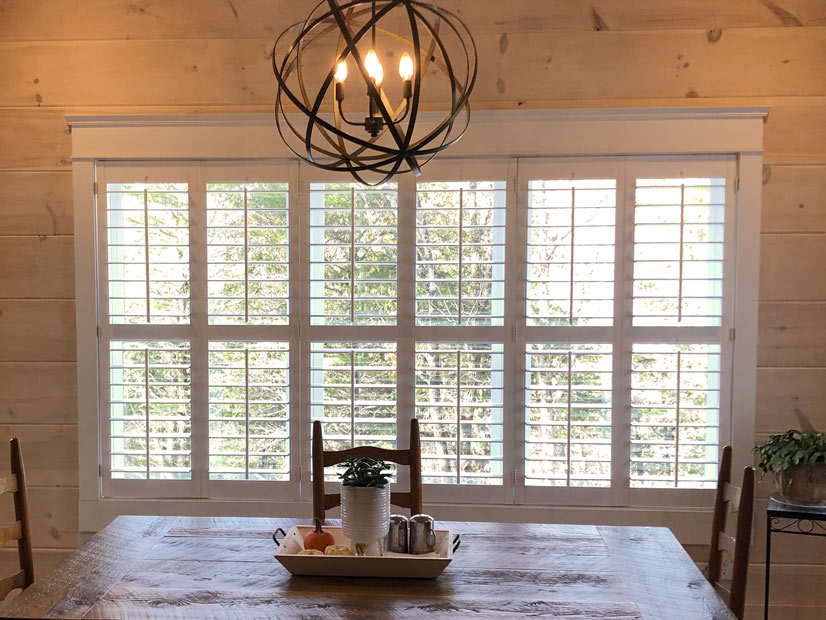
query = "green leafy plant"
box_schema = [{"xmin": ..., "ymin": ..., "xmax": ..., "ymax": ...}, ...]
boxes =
[
  {"xmin": 754, "ymin": 430, "xmax": 826, "ymax": 479},
  {"xmin": 338, "ymin": 456, "xmax": 390, "ymax": 488}
]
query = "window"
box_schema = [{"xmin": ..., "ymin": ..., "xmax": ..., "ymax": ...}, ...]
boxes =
[
  {"xmin": 94, "ymin": 157, "xmax": 735, "ymax": 504},
  {"xmin": 75, "ymin": 110, "xmax": 762, "ymax": 526}
]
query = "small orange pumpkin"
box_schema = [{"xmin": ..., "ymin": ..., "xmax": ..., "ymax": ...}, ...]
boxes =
[{"xmin": 303, "ymin": 518, "xmax": 335, "ymax": 552}]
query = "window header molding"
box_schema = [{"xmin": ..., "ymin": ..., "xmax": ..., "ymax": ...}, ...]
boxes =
[{"xmin": 66, "ymin": 107, "xmax": 769, "ymax": 162}]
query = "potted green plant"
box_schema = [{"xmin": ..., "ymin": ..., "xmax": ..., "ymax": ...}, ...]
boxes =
[
  {"xmin": 338, "ymin": 456, "xmax": 391, "ymax": 555},
  {"xmin": 754, "ymin": 430, "xmax": 826, "ymax": 505}
]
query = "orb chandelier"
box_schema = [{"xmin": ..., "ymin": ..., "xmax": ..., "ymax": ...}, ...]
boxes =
[{"xmin": 271, "ymin": 0, "xmax": 477, "ymax": 185}]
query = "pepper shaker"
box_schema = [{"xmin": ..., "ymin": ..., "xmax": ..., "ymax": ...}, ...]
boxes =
[
  {"xmin": 386, "ymin": 514, "xmax": 408, "ymax": 553},
  {"xmin": 409, "ymin": 514, "xmax": 437, "ymax": 554}
]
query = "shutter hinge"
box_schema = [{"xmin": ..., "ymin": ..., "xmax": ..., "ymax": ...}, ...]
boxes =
[
  {"xmin": 298, "ymin": 325, "xmax": 302, "ymax": 341},
  {"xmin": 93, "ymin": 181, "xmax": 99, "ymax": 196},
  {"xmin": 729, "ymin": 328, "xmax": 736, "ymax": 342},
  {"xmin": 98, "ymin": 464, "xmax": 102, "ymax": 478},
  {"xmin": 511, "ymin": 324, "xmax": 517, "ymax": 342},
  {"xmin": 733, "ymin": 176, "xmax": 740, "ymax": 193}
]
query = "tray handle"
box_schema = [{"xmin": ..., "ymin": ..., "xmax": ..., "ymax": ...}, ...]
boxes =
[
  {"xmin": 272, "ymin": 527, "xmax": 287, "ymax": 546},
  {"xmin": 452, "ymin": 533, "xmax": 461, "ymax": 552}
]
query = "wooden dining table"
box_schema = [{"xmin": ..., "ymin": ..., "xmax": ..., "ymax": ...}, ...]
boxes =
[{"xmin": 0, "ymin": 515, "xmax": 733, "ymax": 619}]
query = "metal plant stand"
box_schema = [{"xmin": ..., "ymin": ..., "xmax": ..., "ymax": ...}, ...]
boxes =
[{"xmin": 764, "ymin": 494, "xmax": 826, "ymax": 619}]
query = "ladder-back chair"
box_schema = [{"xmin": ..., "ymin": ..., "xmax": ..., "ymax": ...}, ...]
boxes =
[
  {"xmin": 0, "ymin": 438, "xmax": 34, "ymax": 600},
  {"xmin": 312, "ymin": 418, "xmax": 423, "ymax": 523},
  {"xmin": 705, "ymin": 445, "xmax": 755, "ymax": 620}
]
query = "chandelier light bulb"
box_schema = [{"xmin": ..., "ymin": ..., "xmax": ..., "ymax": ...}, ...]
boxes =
[
  {"xmin": 398, "ymin": 53, "xmax": 414, "ymax": 81},
  {"xmin": 334, "ymin": 60, "xmax": 348, "ymax": 84},
  {"xmin": 364, "ymin": 50, "xmax": 384, "ymax": 86}
]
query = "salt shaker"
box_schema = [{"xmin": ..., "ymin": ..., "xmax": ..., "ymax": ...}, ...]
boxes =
[
  {"xmin": 386, "ymin": 514, "xmax": 409, "ymax": 553},
  {"xmin": 409, "ymin": 513, "xmax": 436, "ymax": 554}
]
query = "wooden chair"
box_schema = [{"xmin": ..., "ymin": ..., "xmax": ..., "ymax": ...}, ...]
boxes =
[
  {"xmin": 705, "ymin": 445, "xmax": 755, "ymax": 620},
  {"xmin": 312, "ymin": 418, "xmax": 423, "ymax": 523},
  {"xmin": 0, "ymin": 438, "xmax": 34, "ymax": 600}
]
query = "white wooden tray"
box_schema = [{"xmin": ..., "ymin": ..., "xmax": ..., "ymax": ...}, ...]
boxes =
[{"xmin": 272, "ymin": 525, "xmax": 458, "ymax": 578}]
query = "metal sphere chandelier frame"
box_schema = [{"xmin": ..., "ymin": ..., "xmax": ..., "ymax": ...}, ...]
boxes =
[{"xmin": 271, "ymin": 0, "xmax": 477, "ymax": 185}]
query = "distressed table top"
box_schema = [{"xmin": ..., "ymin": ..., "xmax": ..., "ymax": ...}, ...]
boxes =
[{"xmin": 0, "ymin": 516, "xmax": 733, "ymax": 619}]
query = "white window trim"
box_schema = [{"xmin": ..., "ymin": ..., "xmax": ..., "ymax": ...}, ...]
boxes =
[{"xmin": 71, "ymin": 108, "xmax": 766, "ymax": 532}]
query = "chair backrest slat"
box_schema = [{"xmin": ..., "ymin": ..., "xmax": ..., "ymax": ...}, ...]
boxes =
[
  {"xmin": 0, "ymin": 474, "xmax": 18, "ymax": 495},
  {"xmin": 322, "ymin": 446, "xmax": 411, "ymax": 468},
  {"xmin": 312, "ymin": 419, "xmax": 423, "ymax": 523},
  {"xmin": 705, "ymin": 445, "xmax": 755, "ymax": 620},
  {"xmin": 0, "ymin": 569, "xmax": 27, "ymax": 602},
  {"xmin": 0, "ymin": 521, "xmax": 22, "ymax": 547},
  {"xmin": 722, "ymin": 482, "xmax": 741, "ymax": 509},
  {"xmin": 716, "ymin": 531, "xmax": 736, "ymax": 557}
]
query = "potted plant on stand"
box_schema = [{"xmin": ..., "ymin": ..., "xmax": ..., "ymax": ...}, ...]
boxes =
[
  {"xmin": 754, "ymin": 430, "xmax": 826, "ymax": 505},
  {"xmin": 339, "ymin": 456, "xmax": 391, "ymax": 555}
]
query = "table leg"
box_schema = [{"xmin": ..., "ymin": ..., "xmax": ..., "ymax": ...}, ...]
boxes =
[{"xmin": 764, "ymin": 522, "xmax": 772, "ymax": 620}]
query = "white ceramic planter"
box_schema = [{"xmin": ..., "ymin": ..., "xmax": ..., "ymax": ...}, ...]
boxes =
[{"xmin": 340, "ymin": 484, "xmax": 391, "ymax": 556}]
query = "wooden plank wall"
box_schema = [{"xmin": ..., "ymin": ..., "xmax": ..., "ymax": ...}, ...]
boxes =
[{"xmin": 0, "ymin": 1, "xmax": 824, "ymax": 617}]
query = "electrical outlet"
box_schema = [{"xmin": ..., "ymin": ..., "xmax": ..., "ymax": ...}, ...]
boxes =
[{"xmin": 721, "ymin": 554, "xmax": 733, "ymax": 580}]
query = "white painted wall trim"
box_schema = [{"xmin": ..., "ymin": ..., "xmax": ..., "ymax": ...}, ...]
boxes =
[{"xmin": 67, "ymin": 108, "xmax": 769, "ymax": 161}]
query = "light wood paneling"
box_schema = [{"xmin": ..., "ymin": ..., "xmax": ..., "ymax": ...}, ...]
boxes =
[
  {"xmin": 0, "ymin": 300, "xmax": 76, "ymax": 362},
  {"xmin": 758, "ymin": 302, "xmax": 826, "ymax": 367},
  {"xmin": 756, "ymin": 368, "xmax": 826, "ymax": 432},
  {"xmin": 0, "ymin": 109, "xmax": 71, "ymax": 171},
  {"xmin": 747, "ymin": 563, "xmax": 826, "ymax": 606},
  {"xmin": 761, "ymin": 165, "xmax": 826, "ymax": 233},
  {"xmin": 0, "ymin": 172, "xmax": 73, "ymax": 235},
  {"xmin": 1, "ymin": 0, "xmax": 824, "ymax": 42},
  {"xmin": 0, "ymin": 237, "xmax": 74, "ymax": 299},
  {"xmin": 0, "ymin": 425, "xmax": 77, "ymax": 487},
  {"xmin": 1, "ymin": 29, "xmax": 825, "ymax": 108},
  {"xmin": 0, "ymin": 363, "xmax": 77, "ymax": 425},
  {"xmin": 759, "ymin": 235, "xmax": 826, "ymax": 301},
  {"xmin": 0, "ymin": 487, "xmax": 88, "ymax": 549},
  {"xmin": 745, "ymin": 604, "xmax": 826, "ymax": 620},
  {"xmin": 763, "ymin": 97, "xmax": 826, "ymax": 164}
]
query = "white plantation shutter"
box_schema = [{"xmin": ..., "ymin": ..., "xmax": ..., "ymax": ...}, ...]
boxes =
[
  {"xmin": 309, "ymin": 183, "xmax": 398, "ymax": 325},
  {"xmin": 106, "ymin": 183, "xmax": 190, "ymax": 324},
  {"xmin": 625, "ymin": 158, "xmax": 734, "ymax": 498},
  {"xmin": 415, "ymin": 181, "xmax": 506, "ymax": 326},
  {"xmin": 527, "ymin": 179, "xmax": 616, "ymax": 326},
  {"xmin": 92, "ymin": 155, "xmax": 737, "ymax": 508},
  {"xmin": 207, "ymin": 183, "xmax": 290, "ymax": 325},
  {"xmin": 632, "ymin": 177, "xmax": 726, "ymax": 327},
  {"xmin": 208, "ymin": 341, "xmax": 290, "ymax": 480},
  {"xmin": 414, "ymin": 342, "xmax": 504, "ymax": 485},
  {"xmin": 99, "ymin": 164, "xmax": 298, "ymax": 499},
  {"xmin": 309, "ymin": 342, "xmax": 397, "ymax": 480},
  {"xmin": 108, "ymin": 340, "xmax": 191, "ymax": 480},
  {"xmin": 525, "ymin": 343, "xmax": 612, "ymax": 488},
  {"xmin": 630, "ymin": 344, "xmax": 721, "ymax": 488}
]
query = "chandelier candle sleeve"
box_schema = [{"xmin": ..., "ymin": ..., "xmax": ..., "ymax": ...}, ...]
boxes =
[{"xmin": 271, "ymin": 0, "xmax": 477, "ymax": 185}]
